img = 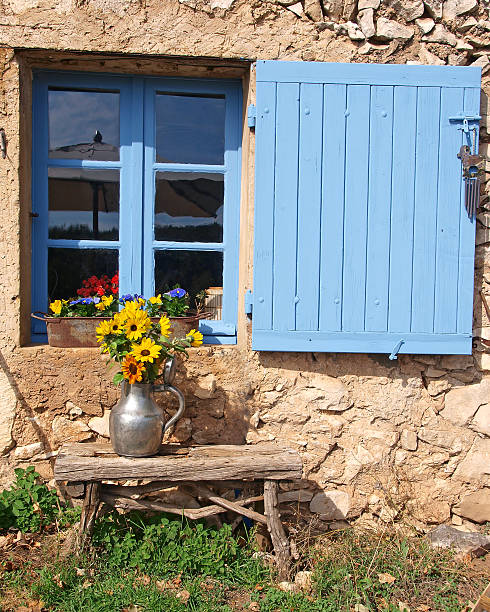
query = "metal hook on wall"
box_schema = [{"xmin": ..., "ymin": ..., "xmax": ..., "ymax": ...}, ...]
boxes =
[{"xmin": 0, "ymin": 129, "xmax": 6, "ymax": 159}]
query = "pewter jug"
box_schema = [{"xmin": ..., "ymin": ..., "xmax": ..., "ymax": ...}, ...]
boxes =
[{"xmin": 109, "ymin": 361, "xmax": 185, "ymax": 457}]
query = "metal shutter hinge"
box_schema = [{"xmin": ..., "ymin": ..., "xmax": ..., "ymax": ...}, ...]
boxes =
[
  {"xmin": 247, "ymin": 104, "xmax": 256, "ymax": 129},
  {"xmin": 389, "ymin": 339, "xmax": 405, "ymax": 360},
  {"xmin": 245, "ymin": 289, "xmax": 253, "ymax": 316}
]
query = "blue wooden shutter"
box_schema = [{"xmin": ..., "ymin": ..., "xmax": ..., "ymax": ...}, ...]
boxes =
[{"xmin": 252, "ymin": 61, "xmax": 482, "ymax": 355}]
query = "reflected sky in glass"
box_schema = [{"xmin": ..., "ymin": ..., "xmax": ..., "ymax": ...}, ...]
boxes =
[
  {"xmin": 154, "ymin": 172, "xmax": 224, "ymax": 242},
  {"xmin": 156, "ymin": 93, "xmax": 225, "ymax": 165},
  {"xmin": 48, "ymin": 168, "xmax": 119, "ymax": 240},
  {"xmin": 48, "ymin": 89, "xmax": 119, "ymax": 160}
]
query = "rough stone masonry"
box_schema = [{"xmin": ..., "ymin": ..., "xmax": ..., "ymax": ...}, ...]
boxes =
[{"xmin": 2, "ymin": 0, "xmax": 490, "ymax": 532}]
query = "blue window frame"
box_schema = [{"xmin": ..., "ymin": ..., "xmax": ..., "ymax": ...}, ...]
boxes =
[{"xmin": 31, "ymin": 71, "xmax": 242, "ymax": 344}]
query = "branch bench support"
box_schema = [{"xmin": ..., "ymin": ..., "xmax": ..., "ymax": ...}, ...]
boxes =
[{"xmin": 55, "ymin": 442, "xmax": 303, "ymax": 580}]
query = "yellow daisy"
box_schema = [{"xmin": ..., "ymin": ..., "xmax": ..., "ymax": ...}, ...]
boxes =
[
  {"xmin": 49, "ymin": 300, "xmax": 62, "ymax": 315},
  {"xmin": 131, "ymin": 338, "xmax": 162, "ymax": 363},
  {"xmin": 149, "ymin": 294, "xmax": 162, "ymax": 305},
  {"xmin": 186, "ymin": 329, "xmax": 203, "ymax": 347},
  {"xmin": 124, "ymin": 310, "xmax": 151, "ymax": 341},
  {"xmin": 159, "ymin": 315, "xmax": 171, "ymax": 338},
  {"xmin": 121, "ymin": 355, "xmax": 145, "ymax": 384},
  {"xmin": 96, "ymin": 319, "xmax": 112, "ymax": 343},
  {"xmin": 122, "ymin": 300, "xmax": 143, "ymax": 317}
]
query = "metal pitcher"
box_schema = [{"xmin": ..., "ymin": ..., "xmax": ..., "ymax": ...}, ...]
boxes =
[{"xmin": 109, "ymin": 359, "xmax": 185, "ymax": 457}]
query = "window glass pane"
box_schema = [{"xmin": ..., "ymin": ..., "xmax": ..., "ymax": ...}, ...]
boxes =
[
  {"xmin": 154, "ymin": 172, "xmax": 223, "ymax": 242},
  {"xmin": 156, "ymin": 93, "xmax": 225, "ymax": 165},
  {"xmin": 48, "ymin": 248, "xmax": 118, "ymax": 301},
  {"xmin": 154, "ymin": 250, "xmax": 223, "ymax": 319},
  {"xmin": 48, "ymin": 168, "xmax": 119, "ymax": 240},
  {"xmin": 48, "ymin": 88, "xmax": 119, "ymax": 161}
]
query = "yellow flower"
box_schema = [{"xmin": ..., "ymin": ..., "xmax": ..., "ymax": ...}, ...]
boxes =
[
  {"xmin": 149, "ymin": 295, "xmax": 162, "ymax": 305},
  {"xmin": 131, "ymin": 338, "xmax": 162, "ymax": 363},
  {"xmin": 95, "ymin": 302, "xmax": 105, "ymax": 311},
  {"xmin": 159, "ymin": 315, "xmax": 171, "ymax": 338},
  {"xmin": 121, "ymin": 355, "xmax": 145, "ymax": 384},
  {"xmin": 96, "ymin": 320, "xmax": 112, "ymax": 343},
  {"xmin": 101, "ymin": 295, "xmax": 114, "ymax": 307},
  {"xmin": 186, "ymin": 329, "xmax": 203, "ymax": 347},
  {"xmin": 122, "ymin": 300, "xmax": 143, "ymax": 317},
  {"xmin": 124, "ymin": 310, "xmax": 151, "ymax": 341},
  {"xmin": 108, "ymin": 313, "xmax": 124, "ymax": 335},
  {"xmin": 49, "ymin": 300, "xmax": 62, "ymax": 316}
]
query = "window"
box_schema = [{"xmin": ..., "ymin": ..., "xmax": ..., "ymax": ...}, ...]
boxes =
[
  {"xmin": 31, "ymin": 72, "xmax": 242, "ymax": 344},
  {"xmin": 251, "ymin": 60, "xmax": 481, "ymax": 356}
]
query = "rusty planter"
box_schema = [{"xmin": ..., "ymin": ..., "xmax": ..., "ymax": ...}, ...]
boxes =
[{"xmin": 31, "ymin": 313, "xmax": 201, "ymax": 348}]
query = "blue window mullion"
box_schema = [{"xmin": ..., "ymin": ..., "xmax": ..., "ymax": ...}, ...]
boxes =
[
  {"xmin": 31, "ymin": 75, "xmax": 49, "ymax": 333},
  {"xmin": 143, "ymin": 81, "xmax": 157, "ymax": 300}
]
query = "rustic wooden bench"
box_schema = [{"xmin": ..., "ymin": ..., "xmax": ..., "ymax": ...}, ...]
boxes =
[{"xmin": 54, "ymin": 442, "xmax": 303, "ymax": 579}]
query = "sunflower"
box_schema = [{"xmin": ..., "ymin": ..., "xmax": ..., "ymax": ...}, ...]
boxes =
[
  {"xmin": 124, "ymin": 310, "xmax": 151, "ymax": 341},
  {"xmin": 49, "ymin": 300, "xmax": 62, "ymax": 315},
  {"xmin": 109, "ymin": 313, "xmax": 125, "ymax": 335},
  {"xmin": 96, "ymin": 320, "xmax": 112, "ymax": 343},
  {"xmin": 159, "ymin": 315, "xmax": 171, "ymax": 338},
  {"xmin": 149, "ymin": 294, "xmax": 162, "ymax": 305},
  {"xmin": 131, "ymin": 338, "xmax": 162, "ymax": 363},
  {"xmin": 121, "ymin": 355, "xmax": 145, "ymax": 384},
  {"xmin": 122, "ymin": 299, "xmax": 143, "ymax": 318},
  {"xmin": 186, "ymin": 329, "xmax": 203, "ymax": 347}
]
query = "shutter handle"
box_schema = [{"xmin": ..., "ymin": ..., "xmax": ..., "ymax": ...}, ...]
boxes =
[{"xmin": 389, "ymin": 339, "xmax": 405, "ymax": 360}]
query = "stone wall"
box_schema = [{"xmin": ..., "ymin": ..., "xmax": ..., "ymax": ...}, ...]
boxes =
[{"xmin": 1, "ymin": 0, "xmax": 490, "ymax": 531}]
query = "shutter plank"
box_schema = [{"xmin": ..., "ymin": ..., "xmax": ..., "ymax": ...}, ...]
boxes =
[
  {"xmin": 320, "ymin": 84, "xmax": 347, "ymax": 331},
  {"xmin": 253, "ymin": 81, "xmax": 277, "ymax": 330},
  {"xmin": 411, "ymin": 87, "xmax": 441, "ymax": 333},
  {"xmin": 435, "ymin": 87, "xmax": 465, "ymax": 333},
  {"xmin": 457, "ymin": 86, "xmax": 479, "ymax": 334},
  {"xmin": 342, "ymin": 85, "xmax": 371, "ymax": 332},
  {"xmin": 296, "ymin": 83, "xmax": 323, "ymax": 331},
  {"xmin": 273, "ymin": 83, "xmax": 300, "ymax": 332},
  {"xmin": 365, "ymin": 86, "xmax": 394, "ymax": 332},
  {"xmin": 388, "ymin": 86, "xmax": 417, "ymax": 333}
]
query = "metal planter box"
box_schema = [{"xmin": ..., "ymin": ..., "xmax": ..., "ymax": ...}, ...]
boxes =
[{"xmin": 31, "ymin": 313, "xmax": 201, "ymax": 348}]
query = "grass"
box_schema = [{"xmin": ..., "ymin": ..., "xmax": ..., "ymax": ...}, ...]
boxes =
[
  {"xmin": 1, "ymin": 512, "xmax": 489, "ymax": 612},
  {"xmin": 0, "ymin": 471, "xmax": 488, "ymax": 611}
]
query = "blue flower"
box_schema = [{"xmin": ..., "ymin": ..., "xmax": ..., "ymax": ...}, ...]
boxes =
[
  {"xmin": 69, "ymin": 299, "xmax": 82, "ymax": 305},
  {"xmin": 93, "ymin": 297, "xmax": 101, "ymax": 304},
  {"xmin": 167, "ymin": 288, "xmax": 187, "ymax": 298},
  {"xmin": 80, "ymin": 298, "xmax": 94, "ymax": 305},
  {"xmin": 119, "ymin": 293, "xmax": 144, "ymax": 304}
]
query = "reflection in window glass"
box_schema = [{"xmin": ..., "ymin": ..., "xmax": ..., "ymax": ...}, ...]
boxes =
[
  {"xmin": 48, "ymin": 89, "xmax": 119, "ymax": 161},
  {"xmin": 48, "ymin": 168, "xmax": 119, "ymax": 240},
  {"xmin": 156, "ymin": 93, "xmax": 225, "ymax": 165},
  {"xmin": 154, "ymin": 250, "xmax": 223, "ymax": 319},
  {"xmin": 154, "ymin": 172, "xmax": 223, "ymax": 242},
  {"xmin": 48, "ymin": 248, "xmax": 118, "ymax": 302}
]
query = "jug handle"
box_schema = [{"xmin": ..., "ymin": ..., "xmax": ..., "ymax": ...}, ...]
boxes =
[{"xmin": 154, "ymin": 384, "xmax": 185, "ymax": 433}]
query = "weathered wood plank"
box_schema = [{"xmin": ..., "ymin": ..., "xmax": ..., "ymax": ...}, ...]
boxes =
[
  {"xmin": 55, "ymin": 443, "xmax": 302, "ymax": 482},
  {"xmin": 264, "ymin": 480, "xmax": 290, "ymax": 581}
]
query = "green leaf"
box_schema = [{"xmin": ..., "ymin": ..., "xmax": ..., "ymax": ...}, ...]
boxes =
[{"xmin": 113, "ymin": 372, "xmax": 125, "ymax": 385}]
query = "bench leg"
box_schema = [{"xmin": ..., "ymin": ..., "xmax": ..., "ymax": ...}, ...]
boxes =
[
  {"xmin": 78, "ymin": 482, "xmax": 100, "ymax": 550},
  {"xmin": 264, "ymin": 480, "xmax": 290, "ymax": 580}
]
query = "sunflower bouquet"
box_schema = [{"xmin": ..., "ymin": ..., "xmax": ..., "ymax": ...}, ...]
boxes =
[{"xmin": 96, "ymin": 296, "xmax": 203, "ymax": 385}]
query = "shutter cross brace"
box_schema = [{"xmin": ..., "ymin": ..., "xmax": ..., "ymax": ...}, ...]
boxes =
[{"xmin": 389, "ymin": 339, "xmax": 405, "ymax": 360}]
